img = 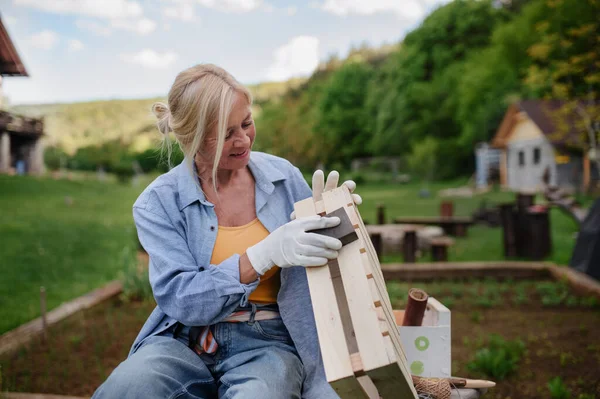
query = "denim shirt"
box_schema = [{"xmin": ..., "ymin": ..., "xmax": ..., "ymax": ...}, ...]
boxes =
[{"xmin": 130, "ymin": 152, "xmax": 339, "ymax": 399}]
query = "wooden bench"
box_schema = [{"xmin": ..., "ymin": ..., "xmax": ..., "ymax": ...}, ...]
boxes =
[{"xmin": 393, "ymin": 217, "xmax": 473, "ymax": 237}]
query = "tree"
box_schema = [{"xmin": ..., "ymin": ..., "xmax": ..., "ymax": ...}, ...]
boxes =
[
  {"xmin": 316, "ymin": 61, "xmax": 374, "ymax": 167},
  {"xmin": 523, "ymin": 0, "xmax": 600, "ymax": 175}
]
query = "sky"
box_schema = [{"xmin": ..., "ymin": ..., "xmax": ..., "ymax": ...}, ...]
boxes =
[{"xmin": 0, "ymin": 0, "xmax": 451, "ymax": 105}]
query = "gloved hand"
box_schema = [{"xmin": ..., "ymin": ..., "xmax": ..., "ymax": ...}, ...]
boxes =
[
  {"xmin": 291, "ymin": 170, "xmax": 362, "ymax": 220},
  {"xmin": 246, "ymin": 215, "xmax": 343, "ymax": 275}
]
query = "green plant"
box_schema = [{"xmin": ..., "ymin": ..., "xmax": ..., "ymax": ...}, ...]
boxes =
[
  {"xmin": 119, "ymin": 246, "xmax": 153, "ymax": 302},
  {"xmin": 547, "ymin": 376, "xmax": 571, "ymax": 399},
  {"xmin": 475, "ymin": 295, "xmax": 501, "ymax": 308},
  {"xmin": 467, "ymin": 334, "xmax": 526, "ymax": 380},
  {"xmin": 470, "ymin": 311, "xmax": 483, "ymax": 323}
]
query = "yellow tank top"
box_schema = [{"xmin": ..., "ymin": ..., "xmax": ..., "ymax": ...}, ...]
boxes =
[{"xmin": 210, "ymin": 218, "xmax": 280, "ymax": 304}]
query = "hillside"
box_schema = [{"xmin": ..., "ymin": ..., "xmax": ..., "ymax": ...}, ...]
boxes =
[{"xmin": 9, "ymin": 77, "xmax": 309, "ymax": 154}]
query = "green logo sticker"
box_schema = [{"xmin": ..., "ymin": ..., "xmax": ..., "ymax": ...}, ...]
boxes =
[
  {"xmin": 415, "ymin": 336, "xmax": 430, "ymax": 351},
  {"xmin": 410, "ymin": 360, "xmax": 425, "ymax": 375}
]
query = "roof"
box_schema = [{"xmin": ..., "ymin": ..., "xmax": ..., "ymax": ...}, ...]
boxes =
[
  {"xmin": 492, "ymin": 100, "xmax": 600, "ymax": 150},
  {"xmin": 0, "ymin": 15, "xmax": 28, "ymax": 76}
]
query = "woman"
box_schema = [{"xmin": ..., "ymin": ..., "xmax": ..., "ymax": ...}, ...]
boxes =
[{"xmin": 92, "ymin": 64, "xmax": 361, "ymax": 399}]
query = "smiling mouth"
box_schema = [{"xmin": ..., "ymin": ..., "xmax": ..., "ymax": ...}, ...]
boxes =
[{"xmin": 230, "ymin": 150, "xmax": 248, "ymax": 157}]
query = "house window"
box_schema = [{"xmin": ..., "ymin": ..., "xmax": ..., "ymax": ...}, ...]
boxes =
[
  {"xmin": 533, "ymin": 147, "xmax": 541, "ymax": 165},
  {"xmin": 518, "ymin": 150, "xmax": 525, "ymax": 167}
]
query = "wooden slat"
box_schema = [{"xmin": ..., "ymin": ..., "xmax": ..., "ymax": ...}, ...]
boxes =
[
  {"xmin": 294, "ymin": 197, "xmax": 355, "ymax": 383},
  {"xmin": 322, "ymin": 190, "xmax": 390, "ymax": 372}
]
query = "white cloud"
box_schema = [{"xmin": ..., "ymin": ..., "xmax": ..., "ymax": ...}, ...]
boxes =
[
  {"xmin": 26, "ymin": 30, "xmax": 59, "ymax": 50},
  {"xmin": 76, "ymin": 19, "xmax": 112, "ymax": 36},
  {"xmin": 196, "ymin": 0, "xmax": 263, "ymax": 13},
  {"xmin": 68, "ymin": 39, "xmax": 84, "ymax": 52},
  {"xmin": 164, "ymin": 2, "xmax": 197, "ymax": 21},
  {"xmin": 266, "ymin": 36, "xmax": 319, "ymax": 81},
  {"xmin": 14, "ymin": 0, "xmax": 143, "ymax": 20},
  {"xmin": 319, "ymin": 0, "xmax": 451, "ymax": 21},
  {"xmin": 4, "ymin": 15, "xmax": 17, "ymax": 26},
  {"xmin": 121, "ymin": 49, "xmax": 178, "ymax": 69},
  {"xmin": 286, "ymin": 6, "xmax": 297, "ymax": 16},
  {"xmin": 111, "ymin": 17, "xmax": 157, "ymax": 35},
  {"xmin": 75, "ymin": 17, "xmax": 157, "ymax": 36}
]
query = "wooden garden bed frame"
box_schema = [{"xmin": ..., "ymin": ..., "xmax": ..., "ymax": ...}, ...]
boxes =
[{"xmin": 381, "ymin": 262, "xmax": 600, "ymax": 300}]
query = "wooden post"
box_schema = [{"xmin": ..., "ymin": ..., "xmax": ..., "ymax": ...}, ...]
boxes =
[
  {"xmin": 370, "ymin": 232, "xmax": 382, "ymax": 262},
  {"xmin": 403, "ymin": 229, "xmax": 417, "ymax": 263},
  {"xmin": 440, "ymin": 201, "xmax": 454, "ymax": 218},
  {"xmin": 40, "ymin": 286, "xmax": 47, "ymax": 341},
  {"xmin": 401, "ymin": 288, "xmax": 428, "ymax": 326},
  {"xmin": 430, "ymin": 238, "xmax": 452, "ymax": 262},
  {"xmin": 526, "ymin": 206, "xmax": 552, "ymax": 260},
  {"xmin": 376, "ymin": 204, "xmax": 385, "ymax": 225},
  {"xmin": 499, "ymin": 203, "xmax": 517, "ymax": 258}
]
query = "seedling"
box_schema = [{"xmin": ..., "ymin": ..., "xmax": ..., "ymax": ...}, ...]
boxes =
[{"xmin": 547, "ymin": 376, "xmax": 571, "ymax": 399}]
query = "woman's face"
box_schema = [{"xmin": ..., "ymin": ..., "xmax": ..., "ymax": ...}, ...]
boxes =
[{"xmin": 200, "ymin": 92, "xmax": 255, "ymax": 171}]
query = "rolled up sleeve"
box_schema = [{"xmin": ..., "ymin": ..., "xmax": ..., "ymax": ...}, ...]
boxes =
[{"xmin": 134, "ymin": 206, "xmax": 258, "ymax": 326}]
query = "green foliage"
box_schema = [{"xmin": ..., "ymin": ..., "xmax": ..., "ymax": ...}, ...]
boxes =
[
  {"xmin": 316, "ymin": 61, "xmax": 373, "ymax": 167},
  {"xmin": 536, "ymin": 281, "xmax": 570, "ymax": 306},
  {"xmin": 467, "ymin": 334, "xmax": 526, "ymax": 380},
  {"xmin": 547, "ymin": 376, "xmax": 571, "ymax": 399},
  {"xmin": 407, "ymin": 137, "xmax": 439, "ymax": 180},
  {"xmin": 119, "ymin": 246, "xmax": 153, "ymax": 303},
  {"xmin": 43, "ymin": 146, "xmax": 69, "ymax": 171}
]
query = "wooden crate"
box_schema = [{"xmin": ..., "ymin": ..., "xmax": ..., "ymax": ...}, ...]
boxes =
[{"xmin": 294, "ymin": 186, "xmax": 418, "ymax": 399}]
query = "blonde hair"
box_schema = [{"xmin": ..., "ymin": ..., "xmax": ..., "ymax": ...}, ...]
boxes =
[{"xmin": 152, "ymin": 64, "xmax": 252, "ymax": 192}]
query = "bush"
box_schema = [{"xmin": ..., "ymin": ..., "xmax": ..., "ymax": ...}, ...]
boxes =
[
  {"xmin": 119, "ymin": 245, "xmax": 153, "ymax": 303},
  {"xmin": 467, "ymin": 334, "xmax": 526, "ymax": 380}
]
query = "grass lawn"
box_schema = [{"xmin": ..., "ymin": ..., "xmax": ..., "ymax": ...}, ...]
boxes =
[
  {"xmin": 0, "ymin": 174, "xmax": 592, "ymax": 334},
  {"xmin": 355, "ymin": 180, "xmax": 588, "ymax": 266},
  {"xmin": 0, "ymin": 174, "xmax": 151, "ymax": 334}
]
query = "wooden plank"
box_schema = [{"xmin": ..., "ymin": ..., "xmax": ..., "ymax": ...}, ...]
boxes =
[
  {"xmin": 0, "ymin": 281, "xmax": 122, "ymax": 356},
  {"xmin": 547, "ymin": 265, "xmax": 600, "ymax": 300},
  {"xmin": 294, "ymin": 197, "xmax": 355, "ymax": 383},
  {"xmin": 322, "ymin": 189, "xmax": 390, "ymax": 372},
  {"xmin": 382, "ymin": 262, "xmax": 550, "ymax": 281}
]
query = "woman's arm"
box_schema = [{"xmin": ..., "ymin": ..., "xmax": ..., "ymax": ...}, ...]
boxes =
[{"xmin": 134, "ymin": 206, "xmax": 259, "ymax": 326}]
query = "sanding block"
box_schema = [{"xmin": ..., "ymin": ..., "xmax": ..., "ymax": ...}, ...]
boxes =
[{"xmin": 309, "ymin": 207, "xmax": 359, "ymax": 246}]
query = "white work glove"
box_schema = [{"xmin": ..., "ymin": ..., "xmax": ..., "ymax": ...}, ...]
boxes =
[
  {"xmin": 246, "ymin": 215, "xmax": 343, "ymax": 275},
  {"xmin": 291, "ymin": 170, "xmax": 363, "ymax": 220}
]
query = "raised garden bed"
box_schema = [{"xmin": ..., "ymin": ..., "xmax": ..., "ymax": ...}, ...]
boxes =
[{"xmin": 2, "ymin": 274, "xmax": 599, "ymax": 399}]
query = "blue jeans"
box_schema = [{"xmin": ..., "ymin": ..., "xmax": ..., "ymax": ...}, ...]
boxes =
[{"xmin": 92, "ymin": 306, "xmax": 304, "ymax": 398}]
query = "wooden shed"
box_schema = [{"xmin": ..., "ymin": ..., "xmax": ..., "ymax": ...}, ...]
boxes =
[
  {"xmin": 0, "ymin": 15, "xmax": 44, "ymax": 175},
  {"xmin": 492, "ymin": 100, "xmax": 599, "ymax": 192}
]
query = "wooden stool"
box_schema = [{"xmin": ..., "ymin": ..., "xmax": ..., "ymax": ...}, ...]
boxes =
[{"xmin": 430, "ymin": 237, "xmax": 454, "ymax": 262}]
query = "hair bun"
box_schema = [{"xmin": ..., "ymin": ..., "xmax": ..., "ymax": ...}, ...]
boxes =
[
  {"xmin": 152, "ymin": 102, "xmax": 170, "ymax": 119},
  {"xmin": 152, "ymin": 102, "xmax": 171, "ymax": 135}
]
